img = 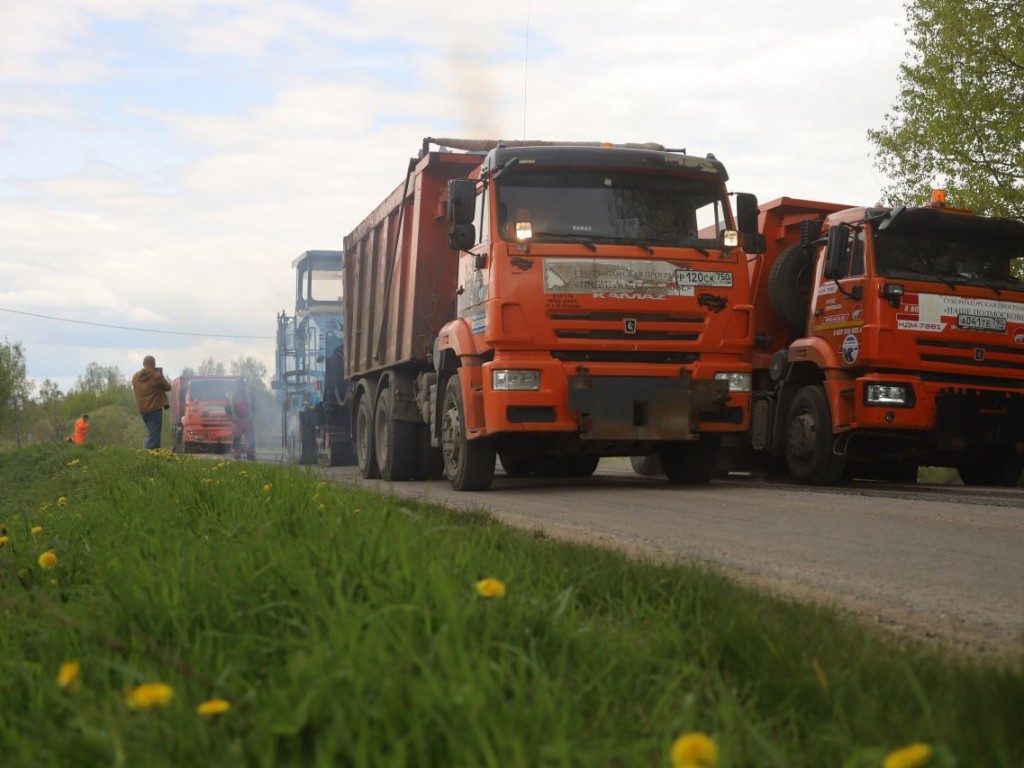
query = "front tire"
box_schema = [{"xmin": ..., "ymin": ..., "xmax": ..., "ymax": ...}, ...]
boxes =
[
  {"xmin": 441, "ymin": 375, "xmax": 495, "ymax": 491},
  {"xmin": 785, "ymin": 386, "xmax": 845, "ymax": 485}
]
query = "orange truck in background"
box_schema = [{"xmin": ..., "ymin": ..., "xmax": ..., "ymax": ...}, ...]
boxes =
[
  {"xmin": 343, "ymin": 137, "xmax": 760, "ymax": 490},
  {"xmin": 170, "ymin": 375, "xmax": 256, "ymax": 459},
  {"xmin": 730, "ymin": 193, "xmax": 1024, "ymax": 485}
]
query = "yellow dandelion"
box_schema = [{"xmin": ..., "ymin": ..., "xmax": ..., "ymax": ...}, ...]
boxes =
[
  {"xmin": 31, "ymin": 526, "xmax": 43, "ymax": 536},
  {"xmin": 38, "ymin": 551, "xmax": 58, "ymax": 569},
  {"xmin": 811, "ymin": 656, "xmax": 828, "ymax": 690},
  {"xmin": 318, "ymin": 503, "xmax": 326, "ymax": 511},
  {"xmin": 238, "ymin": 469, "xmax": 248, "ymax": 477},
  {"xmin": 883, "ymin": 743, "xmax": 933, "ymax": 768},
  {"xmin": 124, "ymin": 682, "xmax": 174, "ymax": 710},
  {"xmin": 57, "ymin": 497, "xmax": 67, "ymax": 507},
  {"xmin": 476, "ymin": 578, "xmax": 507, "ymax": 598},
  {"xmin": 197, "ymin": 698, "xmax": 231, "ymax": 717},
  {"xmin": 671, "ymin": 732, "xmax": 718, "ymax": 768},
  {"xmin": 262, "ymin": 483, "xmax": 272, "ymax": 493},
  {"xmin": 57, "ymin": 660, "xmax": 81, "ymax": 692},
  {"xmin": 67, "ymin": 458, "xmax": 80, "ymax": 466},
  {"xmin": 0, "ymin": 535, "xmax": 8, "ymax": 546}
]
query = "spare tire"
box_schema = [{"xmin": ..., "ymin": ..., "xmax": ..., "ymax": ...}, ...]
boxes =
[{"xmin": 767, "ymin": 243, "xmax": 813, "ymax": 334}]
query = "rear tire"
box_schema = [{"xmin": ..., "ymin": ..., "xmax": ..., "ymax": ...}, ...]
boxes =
[
  {"xmin": 414, "ymin": 423, "xmax": 445, "ymax": 480},
  {"xmin": 499, "ymin": 452, "xmax": 536, "ymax": 477},
  {"xmin": 441, "ymin": 375, "xmax": 495, "ymax": 491},
  {"xmin": 785, "ymin": 386, "xmax": 845, "ymax": 485},
  {"xmin": 958, "ymin": 448, "xmax": 1023, "ymax": 487},
  {"xmin": 374, "ymin": 386, "xmax": 416, "ymax": 481},
  {"xmin": 355, "ymin": 393, "xmax": 379, "ymax": 479},
  {"xmin": 658, "ymin": 434, "xmax": 721, "ymax": 485},
  {"xmin": 630, "ymin": 454, "xmax": 664, "ymax": 477}
]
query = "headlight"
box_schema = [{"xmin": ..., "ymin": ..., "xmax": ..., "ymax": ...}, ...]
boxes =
[
  {"xmin": 864, "ymin": 383, "xmax": 914, "ymax": 407},
  {"xmin": 492, "ymin": 370, "xmax": 541, "ymax": 391},
  {"xmin": 714, "ymin": 372, "xmax": 751, "ymax": 393}
]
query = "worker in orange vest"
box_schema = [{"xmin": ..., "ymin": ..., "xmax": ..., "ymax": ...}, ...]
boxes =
[{"xmin": 71, "ymin": 414, "xmax": 90, "ymax": 444}]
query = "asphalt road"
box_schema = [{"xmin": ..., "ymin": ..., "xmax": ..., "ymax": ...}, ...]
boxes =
[{"xmin": 314, "ymin": 461, "xmax": 1024, "ymax": 657}]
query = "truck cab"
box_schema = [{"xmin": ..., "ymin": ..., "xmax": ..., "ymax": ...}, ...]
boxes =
[{"xmin": 748, "ymin": 194, "xmax": 1024, "ymax": 485}]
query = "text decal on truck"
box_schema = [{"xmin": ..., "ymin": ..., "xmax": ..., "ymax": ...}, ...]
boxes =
[
  {"xmin": 543, "ymin": 258, "xmax": 731, "ymax": 298},
  {"xmin": 897, "ymin": 293, "xmax": 1024, "ymax": 334}
]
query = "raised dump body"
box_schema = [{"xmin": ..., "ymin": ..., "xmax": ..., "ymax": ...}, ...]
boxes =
[
  {"xmin": 344, "ymin": 138, "xmax": 759, "ymax": 490},
  {"xmin": 737, "ymin": 193, "xmax": 1024, "ymax": 485}
]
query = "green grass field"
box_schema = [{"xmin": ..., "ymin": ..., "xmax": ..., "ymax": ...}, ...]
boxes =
[{"xmin": 1, "ymin": 444, "xmax": 1020, "ymax": 767}]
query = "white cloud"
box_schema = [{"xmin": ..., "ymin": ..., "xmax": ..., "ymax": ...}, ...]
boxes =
[{"xmin": 1, "ymin": 0, "xmax": 909, "ymax": 394}]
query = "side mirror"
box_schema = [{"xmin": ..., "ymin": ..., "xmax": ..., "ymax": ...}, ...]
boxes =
[
  {"xmin": 447, "ymin": 179, "xmax": 476, "ymax": 226},
  {"xmin": 448, "ymin": 223, "xmax": 475, "ymax": 251},
  {"xmin": 734, "ymin": 192, "xmax": 761, "ymax": 251},
  {"xmin": 742, "ymin": 232, "xmax": 766, "ymax": 255},
  {"xmin": 823, "ymin": 223, "xmax": 851, "ymax": 280}
]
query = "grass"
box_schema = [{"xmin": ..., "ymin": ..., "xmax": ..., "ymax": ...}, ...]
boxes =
[{"xmin": 0, "ymin": 444, "xmax": 1020, "ymax": 767}]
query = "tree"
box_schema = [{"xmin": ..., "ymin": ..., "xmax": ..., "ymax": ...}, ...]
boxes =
[
  {"xmin": 74, "ymin": 363, "xmax": 129, "ymax": 395},
  {"xmin": 198, "ymin": 356, "xmax": 225, "ymax": 376},
  {"xmin": 1, "ymin": 339, "xmax": 30, "ymax": 430},
  {"xmin": 868, "ymin": 0, "xmax": 1024, "ymax": 217},
  {"xmin": 33, "ymin": 379, "xmax": 68, "ymax": 442},
  {"xmin": 230, "ymin": 356, "xmax": 269, "ymax": 392}
]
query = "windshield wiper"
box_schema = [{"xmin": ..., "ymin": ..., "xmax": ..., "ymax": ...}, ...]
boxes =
[{"xmin": 529, "ymin": 231, "xmax": 597, "ymax": 250}]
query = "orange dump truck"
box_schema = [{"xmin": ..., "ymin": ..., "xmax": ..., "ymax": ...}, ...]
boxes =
[
  {"xmin": 343, "ymin": 138, "xmax": 760, "ymax": 490},
  {"xmin": 732, "ymin": 193, "xmax": 1024, "ymax": 485},
  {"xmin": 170, "ymin": 375, "xmax": 256, "ymax": 458}
]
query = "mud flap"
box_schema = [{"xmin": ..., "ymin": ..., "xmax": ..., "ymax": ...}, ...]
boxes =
[{"xmin": 568, "ymin": 375, "xmax": 728, "ymax": 441}]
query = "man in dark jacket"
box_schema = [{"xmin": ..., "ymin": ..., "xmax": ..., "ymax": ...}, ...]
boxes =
[{"xmin": 131, "ymin": 355, "xmax": 172, "ymax": 449}]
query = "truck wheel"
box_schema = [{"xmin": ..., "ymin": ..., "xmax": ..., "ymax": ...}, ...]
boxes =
[
  {"xmin": 563, "ymin": 455, "xmax": 600, "ymax": 477},
  {"xmin": 785, "ymin": 386, "xmax": 846, "ymax": 485},
  {"xmin": 958, "ymin": 448, "xmax": 1023, "ymax": 487},
  {"xmin": 374, "ymin": 386, "xmax": 416, "ymax": 481},
  {"xmin": 630, "ymin": 454, "xmax": 664, "ymax": 477},
  {"xmin": 768, "ymin": 243, "xmax": 812, "ymax": 334},
  {"xmin": 657, "ymin": 434, "xmax": 721, "ymax": 484},
  {"xmin": 499, "ymin": 452, "xmax": 536, "ymax": 476},
  {"xmin": 355, "ymin": 393, "xmax": 380, "ymax": 479},
  {"xmin": 414, "ymin": 424, "xmax": 445, "ymax": 480},
  {"xmin": 441, "ymin": 375, "xmax": 495, "ymax": 491}
]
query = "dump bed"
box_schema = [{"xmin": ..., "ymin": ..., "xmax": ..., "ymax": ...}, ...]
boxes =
[{"xmin": 342, "ymin": 150, "xmax": 483, "ymax": 378}]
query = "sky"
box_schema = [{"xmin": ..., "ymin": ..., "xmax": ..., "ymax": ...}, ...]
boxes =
[{"xmin": 0, "ymin": 0, "xmax": 909, "ymax": 395}]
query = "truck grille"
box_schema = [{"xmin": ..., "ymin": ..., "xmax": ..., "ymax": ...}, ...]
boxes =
[
  {"xmin": 550, "ymin": 310, "xmax": 705, "ymax": 343},
  {"xmin": 916, "ymin": 338, "xmax": 1024, "ymax": 375}
]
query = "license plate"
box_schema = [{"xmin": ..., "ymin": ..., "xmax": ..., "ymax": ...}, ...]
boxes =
[
  {"xmin": 674, "ymin": 270, "xmax": 733, "ymax": 287},
  {"xmin": 957, "ymin": 313, "xmax": 1005, "ymax": 332}
]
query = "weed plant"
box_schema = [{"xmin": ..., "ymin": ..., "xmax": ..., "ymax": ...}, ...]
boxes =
[{"xmin": 0, "ymin": 444, "xmax": 1020, "ymax": 767}]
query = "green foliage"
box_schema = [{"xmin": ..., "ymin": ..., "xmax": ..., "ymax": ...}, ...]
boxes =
[
  {"xmin": 0, "ymin": 338, "xmax": 30, "ymax": 429},
  {"xmin": 869, "ymin": 0, "xmax": 1024, "ymax": 218},
  {"xmin": 0, "ymin": 445, "xmax": 1020, "ymax": 767}
]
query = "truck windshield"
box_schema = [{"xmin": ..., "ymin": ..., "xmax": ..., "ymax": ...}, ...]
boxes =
[
  {"xmin": 494, "ymin": 169, "xmax": 729, "ymax": 249},
  {"xmin": 874, "ymin": 228, "xmax": 1024, "ymax": 288},
  {"xmin": 190, "ymin": 381, "xmax": 234, "ymax": 401}
]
